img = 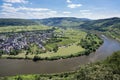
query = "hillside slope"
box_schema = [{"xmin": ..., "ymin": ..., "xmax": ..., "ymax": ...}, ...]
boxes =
[
  {"xmin": 0, "ymin": 19, "xmax": 37, "ymax": 26},
  {"xmin": 80, "ymin": 17, "xmax": 120, "ymax": 40},
  {"xmin": 80, "ymin": 17, "xmax": 120, "ymax": 31},
  {"xmin": 35, "ymin": 17, "xmax": 90, "ymax": 28}
]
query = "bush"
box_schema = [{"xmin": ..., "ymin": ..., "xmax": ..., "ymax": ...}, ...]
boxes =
[
  {"xmin": 33, "ymin": 55, "xmax": 43, "ymax": 61},
  {"xmin": 53, "ymin": 45, "xmax": 58, "ymax": 52}
]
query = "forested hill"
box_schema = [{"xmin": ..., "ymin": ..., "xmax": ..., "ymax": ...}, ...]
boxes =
[
  {"xmin": 34, "ymin": 17, "xmax": 90, "ymax": 28},
  {"xmin": 34, "ymin": 17, "xmax": 120, "ymax": 31},
  {"xmin": 0, "ymin": 17, "xmax": 120, "ymax": 31},
  {"xmin": 78, "ymin": 17, "xmax": 120, "ymax": 41},
  {"xmin": 80, "ymin": 17, "xmax": 120, "ymax": 31},
  {"xmin": 0, "ymin": 17, "xmax": 89, "ymax": 27},
  {"xmin": 0, "ymin": 19, "xmax": 38, "ymax": 26}
]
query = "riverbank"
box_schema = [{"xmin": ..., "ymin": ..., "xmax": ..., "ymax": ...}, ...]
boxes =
[
  {"xmin": 104, "ymin": 31, "xmax": 120, "ymax": 42},
  {"xmin": 1, "ymin": 51, "xmax": 120, "ymax": 80}
]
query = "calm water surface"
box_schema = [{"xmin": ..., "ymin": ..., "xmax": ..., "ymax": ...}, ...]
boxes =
[{"xmin": 0, "ymin": 35, "xmax": 120, "ymax": 76}]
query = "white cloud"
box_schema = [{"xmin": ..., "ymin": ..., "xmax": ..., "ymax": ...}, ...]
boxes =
[
  {"xmin": 3, "ymin": 0, "xmax": 28, "ymax": 3},
  {"xmin": 48, "ymin": 11, "xmax": 57, "ymax": 14},
  {"xmin": 0, "ymin": 3, "xmax": 62, "ymax": 19},
  {"xmin": 67, "ymin": 4, "xmax": 82, "ymax": 8},
  {"xmin": 1, "ymin": 3, "xmax": 50, "ymax": 12},
  {"xmin": 79, "ymin": 9, "xmax": 92, "ymax": 17},
  {"xmin": 0, "ymin": 10, "xmax": 59, "ymax": 19},
  {"xmin": 1, "ymin": 3, "xmax": 17, "ymax": 12},
  {"xmin": 81, "ymin": 12, "xmax": 92, "ymax": 15},
  {"xmin": 80, "ymin": 10, "xmax": 90, "ymax": 12},
  {"xmin": 2, "ymin": 3, "xmax": 12, "ymax": 6},
  {"xmin": 66, "ymin": 0, "xmax": 72, "ymax": 3},
  {"xmin": 18, "ymin": 7, "xmax": 50, "ymax": 12},
  {"xmin": 63, "ymin": 11, "xmax": 71, "ymax": 14}
]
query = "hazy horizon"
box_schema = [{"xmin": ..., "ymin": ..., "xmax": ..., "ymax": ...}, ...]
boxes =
[{"xmin": 0, "ymin": 16, "xmax": 120, "ymax": 20}]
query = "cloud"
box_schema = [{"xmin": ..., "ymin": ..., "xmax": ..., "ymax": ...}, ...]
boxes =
[
  {"xmin": 1, "ymin": 3, "xmax": 50, "ymax": 12},
  {"xmin": 0, "ymin": 3, "xmax": 62, "ymax": 19},
  {"xmin": 1, "ymin": 3, "xmax": 17, "ymax": 12},
  {"xmin": 63, "ymin": 11, "xmax": 71, "ymax": 14},
  {"xmin": 80, "ymin": 10, "xmax": 90, "ymax": 12},
  {"xmin": 67, "ymin": 4, "xmax": 82, "ymax": 8},
  {"xmin": 3, "ymin": 0, "xmax": 28, "ymax": 3},
  {"xmin": 18, "ymin": 7, "xmax": 50, "ymax": 12},
  {"xmin": 0, "ymin": 10, "xmax": 59, "ymax": 19},
  {"xmin": 81, "ymin": 12, "xmax": 92, "ymax": 15},
  {"xmin": 80, "ymin": 9, "xmax": 92, "ymax": 16},
  {"xmin": 2, "ymin": 3, "xmax": 12, "ymax": 6},
  {"xmin": 66, "ymin": 0, "xmax": 72, "ymax": 3}
]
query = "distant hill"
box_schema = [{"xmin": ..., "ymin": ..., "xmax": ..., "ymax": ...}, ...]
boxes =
[
  {"xmin": 34, "ymin": 17, "xmax": 90, "ymax": 28},
  {"xmin": 35, "ymin": 17, "xmax": 120, "ymax": 31},
  {"xmin": 79, "ymin": 17, "xmax": 120, "ymax": 41},
  {"xmin": 80, "ymin": 17, "xmax": 120, "ymax": 31},
  {"xmin": 0, "ymin": 17, "xmax": 119, "ymax": 31},
  {"xmin": 0, "ymin": 17, "xmax": 90, "ymax": 27},
  {"xmin": 0, "ymin": 18, "xmax": 37, "ymax": 27}
]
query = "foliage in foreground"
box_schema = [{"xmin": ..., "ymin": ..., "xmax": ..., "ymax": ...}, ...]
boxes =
[{"xmin": 1, "ymin": 51, "xmax": 120, "ymax": 80}]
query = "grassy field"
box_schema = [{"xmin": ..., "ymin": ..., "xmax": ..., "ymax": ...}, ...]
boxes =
[
  {"xmin": 0, "ymin": 25, "xmax": 51, "ymax": 33},
  {"xmin": 38, "ymin": 44, "xmax": 85, "ymax": 58},
  {"xmin": 1, "ymin": 43, "xmax": 85, "ymax": 59},
  {"xmin": 45, "ymin": 28, "xmax": 87, "ymax": 51}
]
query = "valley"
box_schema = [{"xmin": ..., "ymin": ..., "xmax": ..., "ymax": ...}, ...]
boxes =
[
  {"xmin": 0, "ymin": 0, "xmax": 120, "ymax": 79},
  {"xmin": 0, "ymin": 17, "xmax": 120, "ymax": 80}
]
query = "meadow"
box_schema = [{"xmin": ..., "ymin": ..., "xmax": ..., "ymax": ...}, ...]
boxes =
[{"xmin": 0, "ymin": 25, "xmax": 51, "ymax": 33}]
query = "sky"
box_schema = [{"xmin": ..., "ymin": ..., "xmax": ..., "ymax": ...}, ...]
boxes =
[{"xmin": 0, "ymin": 0, "xmax": 120, "ymax": 19}]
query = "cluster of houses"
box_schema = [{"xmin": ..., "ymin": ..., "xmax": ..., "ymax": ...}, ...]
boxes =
[{"xmin": 0, "ymin": 30, "xmax": 53, "ymax": 53}]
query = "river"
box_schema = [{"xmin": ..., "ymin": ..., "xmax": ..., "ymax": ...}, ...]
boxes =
[{"xmin": 0, "ymin": 35, "xmax": 120, "ymax": 77}]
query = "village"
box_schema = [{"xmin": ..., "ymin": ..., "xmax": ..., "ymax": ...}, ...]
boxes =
[{"xmin": 0, "ymin": 30, "xmax": 54, "ymax": 54}]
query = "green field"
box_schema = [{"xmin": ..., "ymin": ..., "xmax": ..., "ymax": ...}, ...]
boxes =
[
  {"xmin": 0, "ymin": 25, "xmax": 51, "ymax": 33},
  {"xmin": 36, "ymin": 44, "xmax": 84, "ymax": 58},
  {"xmin": 2, "ymin": 44, "xmax": 85, "ymax": 59}
]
